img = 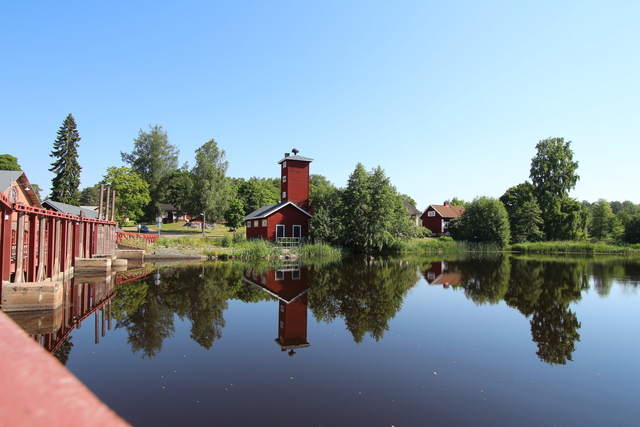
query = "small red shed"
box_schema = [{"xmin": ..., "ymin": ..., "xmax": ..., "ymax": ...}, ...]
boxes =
[{"xmin": 244, "ymin": 150, "xmax": 313, "ymax": 242}]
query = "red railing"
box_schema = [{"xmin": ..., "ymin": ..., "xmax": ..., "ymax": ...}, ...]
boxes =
[{"xmin": 116, "ymin": 231, "xmax": 159, "ymax": 246}]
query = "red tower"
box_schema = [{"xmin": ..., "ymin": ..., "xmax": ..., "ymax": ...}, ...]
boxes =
[{"xmin": 278, "ymin": 149, "xmax": 312, "ymax": 211}]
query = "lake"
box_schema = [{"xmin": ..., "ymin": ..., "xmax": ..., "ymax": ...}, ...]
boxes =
[{"xmin": 11, "ymin": 255, "xmax": 640, "ymax": 426}]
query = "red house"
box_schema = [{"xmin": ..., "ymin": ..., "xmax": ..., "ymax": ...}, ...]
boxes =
[
  {"xmin": 420, "ymin": 201, "xmax": 465, "ymax": 236},
  {"xmin": 244, "ymin": 150, "xmax": 313, "ymax": 242}
]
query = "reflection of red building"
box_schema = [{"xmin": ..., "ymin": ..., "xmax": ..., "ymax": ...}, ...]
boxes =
[
  {"xmin": 422, "ymin": 261, "xmax": 462, "ymax": 288},
  {"xmin": 243, "ymin": 264, "xmax": 310, "ymax": 355},
  {"xmin": 244, "ymin": 150, "xmax": 313, "ymax": 242}
]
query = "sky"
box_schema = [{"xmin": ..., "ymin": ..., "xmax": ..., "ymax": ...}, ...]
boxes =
[{"xmin": 2, "ymin": 0, "xmax": 639, "ymax": 211}]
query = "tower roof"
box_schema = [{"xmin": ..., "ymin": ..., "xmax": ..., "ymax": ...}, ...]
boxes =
[{"xmin": 277, "ymin": 154, "xmax": 313, "ymax": 164}]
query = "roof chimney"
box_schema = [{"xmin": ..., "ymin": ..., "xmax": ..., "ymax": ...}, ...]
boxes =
[
  {"xmin": 284, "ymin": 153, "xmax": 290, "ymax": 157},
  {"xmin": 444, "ymin": 201, "xmax": 450, "ymax": 207}
]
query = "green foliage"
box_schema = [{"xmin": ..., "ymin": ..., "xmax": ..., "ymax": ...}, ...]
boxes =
[
  {"xmin": 218, "ymin": 235, "xmax": 232, "ymax": 247},
  {"xmin": 190, "ymin": 139, "xmax": 230, "ymax": 222},
  {"xmin": 500, "ymin": 182, "xmax": 544, "ymax": 244},
  {"xmin": 234, "ymin": 178, "xmax": 279, "ymax": 215},
  {"xmin": 164, "ymin": 170, "xmax": 194, "ymax": 216},
  {"xmin": 78, "ymin": 184, "xmax": 101, "ymax": 205},
  {"xmin": 623, "ymin": 214, "xmax": 640, "ymax": 244},
  {"xmin": 450, "ymin": 196, "xmax": 511, "ymax": 248},
  {"xmin": 121, "ymin": 124, "xmax": 179, "ymax": 221},
  {"xmin": 0, "ymin": 154, "xmax": 21, "ymax": 171},
  {"xmin": 49, "ymin": 113, "xmax": 82, "ymax": 205},
  {"xmin": 224, "ymin": 197, "xmax": 246, "ymax": 229},
  {"xmin": 589, "ymin": 199, "xmax": 623, "ymax": 241},
  {"xmin": 529, "ymin": 137, "xmax": 581, "ymax": 240},
  {"xmin": 101, "ymin": 166, "xmax": 151, "ymax": 225},
  {"xmin": 231, "ymin": 232, "xmax": 245, "ymax": 244},
  {"xmin": 337, "ymin": 164, "xmax": 412, "ymax": 253},
  {"xmin": 309, "ymin": 175, "xmax": 343, "ymax": 244}
]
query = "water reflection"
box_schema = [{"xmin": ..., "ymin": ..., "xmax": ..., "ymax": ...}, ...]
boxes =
[
  {"xmin": 243, "ymin": 262, "xmax": 311, "ymax": 355},
  {"xmin": 7, "ymin": 256, "xmax": 640, "ymax": 368}
]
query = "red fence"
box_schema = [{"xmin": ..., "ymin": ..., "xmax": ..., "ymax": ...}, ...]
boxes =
[
  {"xmin": 0, "ymin": 196, "xmax": 118, "ymax": 288},
  {"xmin": 115, "ymin": 231, "xmax": 159, "ymax": 247}
]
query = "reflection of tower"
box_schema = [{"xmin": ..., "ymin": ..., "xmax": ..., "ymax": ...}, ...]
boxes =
[
  {"xmin": 276, "ymin": 293, "xmax": 309, "ymax": 355},
  {"xmin": 243, "ymin": 265, "xmax": 311, "ymax": 354}
]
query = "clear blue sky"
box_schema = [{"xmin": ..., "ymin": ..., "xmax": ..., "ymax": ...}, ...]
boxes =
[{"xmin": 2, "ymin": 1, "xmax": 639, "ymax": 210}]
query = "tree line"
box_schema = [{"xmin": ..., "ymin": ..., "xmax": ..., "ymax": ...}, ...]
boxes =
[
  {"xmin": 449, "ymin": 137, "xmax": 640, "ymax": 247},
  {"xmin": 3, "ymin": 115, "xmax": 639, "ymax": 251}
]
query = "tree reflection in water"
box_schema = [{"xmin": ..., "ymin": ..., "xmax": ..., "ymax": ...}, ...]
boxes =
[{"xmin": 105, "ymin": 256, "xmax": 640, "ymax": 365}]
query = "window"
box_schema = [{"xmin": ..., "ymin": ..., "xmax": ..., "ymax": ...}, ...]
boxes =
[
  {"xmin": 444, "ymin": 221, "xmax": 449, "ymax": 229},
  {"xmin": 428, "ymin": 211, "xmax": 436, "ymax": 217},
  {"xmin": 247, "ymin": 221, "xmax": 251, "ymax": 228},
  {"xmin": 282, "ymin": 161, "xmax": 287, "ymax": 168},
  {"xmin": 262, "ymin": 219, "xmax": 267, "ymax": 227},
  {"xmin": 276, "ymin": 270, "xmax": 284, "ymax": 280},
  {"xmin": 254, "ymin": 220, "xmax": 259, "ymax": 227},
  {"xmin": 283, "ymin": 175, "xmax": 287, "ymax": 183},
  {"xmin": 293, "ymin": 225, "xmax": 301, "ymax": 238},
  {"xmin": 282, "ymin": 191, "xmax": 286, "ymax": 199}
]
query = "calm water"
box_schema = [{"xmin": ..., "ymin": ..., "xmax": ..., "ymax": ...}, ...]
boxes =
[{"xmin": 15, "ymin": 256, "xmax": 640, "ymax": 426}]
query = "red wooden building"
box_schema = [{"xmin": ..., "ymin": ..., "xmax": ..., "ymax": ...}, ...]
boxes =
[
  {"xmin": 420, "ymin": 201, "xmax": 465, "ymax": 236},
  {"xmin": 244, "ymin": 150, "xmax": 313, "ymax": 242}
]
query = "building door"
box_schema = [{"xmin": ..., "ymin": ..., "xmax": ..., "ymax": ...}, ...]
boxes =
[
  {"xmin": 292, "ymin": 225, "xmax": 301, "ymax": 239},
  {"xmin": 276, "ymin": 224, "xmax": 285, "ymax": 240}
]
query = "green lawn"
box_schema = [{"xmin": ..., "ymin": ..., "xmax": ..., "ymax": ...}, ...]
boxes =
[{"xmin": 122, "ymin": 221, "xmax": 246, "ymax": 237}]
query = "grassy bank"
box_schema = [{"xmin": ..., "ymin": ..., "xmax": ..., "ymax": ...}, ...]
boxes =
[
  {"xmin": 507, "ymin": 241, "xmax": 640, "ymax": 255},
  {"xmin": 147, "ymin": 234, "xmax": 343, "ymax": 261}
]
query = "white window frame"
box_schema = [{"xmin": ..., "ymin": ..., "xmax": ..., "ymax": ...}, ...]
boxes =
[
  {"xmin": 283, "ymin": 175, "xmax": 287, "ymax": 183},
  {"xmin": 282, "ymin": 191, "xmax": 286, "ymax": 199},
  {"xmin": 282, "ymin": 161, "xmax": 287, "ymax": 168},
  {"xmin": 293, "ymin": 225, "xmax": 301, "ymax": 238},
  {"xmin": 428, "ymin": 211, "xmax": 436, "ymax": 217},
  {"xmin": 254, "ymin": 220, "xmax": 259, "ymax": 227},
  {"xmin": 262, "ymin": 219, "xmax": 267, "ymax": 227},
  {"xmin": 247, "ymin": 221, "xmax": 252, "ymax": 228}
]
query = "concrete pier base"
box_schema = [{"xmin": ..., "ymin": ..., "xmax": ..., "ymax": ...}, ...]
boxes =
[
  {"xmin": 75, "ymin": 258, "xmax": 112, "ymax": 273},
  {"xmin": 1, "ymin": 281, "xmax": 63, "ymax": 312}
]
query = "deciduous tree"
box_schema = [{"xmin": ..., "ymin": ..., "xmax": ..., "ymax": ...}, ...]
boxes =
[
  {"xmin": 451, "ymin": 196, "xmax": 511, "ymax": 247},
  {"xmin": 101, "ymin": 166, "xmax": 151, "ymax": 225},
  {"xmin": 0, "ymin": 154, "xmax": 21, "ymax": 171},
  {"xmin": 500, "ymin": 182, "xmax": 544, "ymax": 243},
  {"xmin": 529, "ymin": 137, "xmax": 583, "ymax": 240},
  {"xmin": 190, "ymin": 139, "xmax": 230, "ymax": 222},
  {"xmin": 121, "ymin": 125, "xmax": 179, "ymax": 221},
  {"xmin": 49, "ymin": 114, "xmax": 82, "ymax": 205}
]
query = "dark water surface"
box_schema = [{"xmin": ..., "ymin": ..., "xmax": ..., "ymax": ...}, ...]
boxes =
[{"xmin": 32, "ymin": 256, "xmax": 640, "ymax": 426}]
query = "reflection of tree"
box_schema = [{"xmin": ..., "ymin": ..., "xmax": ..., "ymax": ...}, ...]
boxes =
[
  {"xmin": 530, "ymin": 299, "xmax": 580, "ymax": 365},
  {"xmin": 309, "ymin": 257, "xmax": 419, "ymax": 343},
  {"xmin": 53, "ymin": 336, "xmax": 73, "ymax": 365},
  {"xmin": 112, "ymin": 263, "xmax": 274, "ymax": 357},
  {"xmin": 451, "ymin": 255, "xmax": 511, "ymax": 305},
  {"xmin": 505, "ymin": 258, "xmax": 584, "ymax": 365}
]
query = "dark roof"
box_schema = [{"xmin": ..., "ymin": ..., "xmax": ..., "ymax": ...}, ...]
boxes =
[
  {"xmin": 43, "ymin": 200, "xmax": 100, "ymax": 219},
  {"xmin": 243, "ymin": 201, "xmax": 312, "ymax": 220},
  {"xmin": 160, "ymin": 203, "xmax": 177, "ymax": 211},
  {"xmin": 277, "ymin": 154, "xmax": 313, "ymax": 164},
  {"xmin": 403, "ymin": 200, "xmax": 421, "ymax": 216}
]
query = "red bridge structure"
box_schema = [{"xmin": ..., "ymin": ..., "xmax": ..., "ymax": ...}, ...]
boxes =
[{"xmin": 1, "ymin": 178, "xmax": 119, "ymax": 304}]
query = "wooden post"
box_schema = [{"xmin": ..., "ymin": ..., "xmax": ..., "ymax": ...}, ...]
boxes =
[
  {"xmin": 14, "ymin": 212, "xmax": 25, "ymax": 283},
  {"xmin": 36, "ymin": 217, "xmax": 47, "ymax": 282},
  {"xmin": 27, "ymin": 212, "xmax": 38, "ymax": 282},
  {"xmin": 0, "ymin": 204, "xmax": 13, "ymax": 283},
  {"xmin": 98, "ymin": 184, "xmax": 105, "ymax": 220}
]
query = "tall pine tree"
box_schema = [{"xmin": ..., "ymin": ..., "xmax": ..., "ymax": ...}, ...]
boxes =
[{"xmin": 49, "ymin": 114, "xmax": 82, "ymax": 205}]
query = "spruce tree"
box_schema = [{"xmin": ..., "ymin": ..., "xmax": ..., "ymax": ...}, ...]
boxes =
[{"xmin": 49, "ymin": 114, "xmax": 82, "ymax": 205}]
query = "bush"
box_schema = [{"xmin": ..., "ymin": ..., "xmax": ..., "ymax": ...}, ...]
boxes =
[
  {"xmin": 219, "ymin": 235, "xmax": 232, "ymax": 247},
  {"xmin": 123, "ymin": 221, "xmax": 136, "ymax": 227},
  {"xmin": 232, "ymin": 233, "xmax": 245, "ymax": 244}
]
